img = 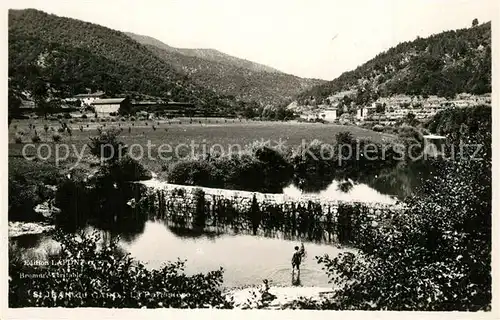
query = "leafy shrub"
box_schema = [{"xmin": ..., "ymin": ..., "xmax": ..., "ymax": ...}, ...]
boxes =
[
  {"xmin": 9, "ymin": 231, "xmax": 233, "ymax": 308},
  {"xmin": 372, "ymin": 124, "xmax": 384, "ymax": 132},
  {"xmin": 312, "ymin": 129, "xmax": 491, "ymax": 311},
  {"xmin": 31, "ymin": 134, "xmax": 41, "ymax": 143},
  {"xmin": 88, "ymin": 128, "xmax": 127, "ymax": 163},
  {"xmin": 63, "ymin": 113, "xmax": 72, "ymax": 119},
  {"xmin": 108, "ymin": 156, "xmax": 153, "ymax": 182},
  {"xmin": 57, "ymin": 127, "xmax": 65, "ymax": 133},
  {"xmin": 290, "ymin": 139, "xmax": 335, "ymax": 192},
  {"xmin": 52, "ymin": 133, "xmax": 62, "ymax": 142},
  {"xmin": 8, "ymin": 159, "xmax": 63, "ymax": 221},
  {"xmin": 81, "ymin": 114, "xmax": 88, "ymax": 119},
  {"xmin": 167, "ymin": 146, "xmax": 292, "ymax": 193},
  {"xmin": 168, "ymin": 160, "xmax": 215, "ymax": 186},
  {"xmin": 8, "ymin": 175, "xmax": 42, "ymax": 221},
  {"xmin": 14, "ymin": 134, "xmax": 22, "ymax": 144}
]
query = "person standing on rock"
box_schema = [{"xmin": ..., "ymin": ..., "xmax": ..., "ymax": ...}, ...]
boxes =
[{"xmin": 291, "ymin": 242, "xmax": 305, "ymax": 285}]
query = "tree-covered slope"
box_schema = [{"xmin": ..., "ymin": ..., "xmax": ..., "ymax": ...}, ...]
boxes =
[
  {"xmin": 127, "ymin": 32, "xmax": 325, "ymax": 106},
  {"xmin": 297, "ymin": 22, "xmax": 491, "ymax": 104},
  {"xmin": 126, "ymin": 32, "xmax": 282, "ymax": 74}
]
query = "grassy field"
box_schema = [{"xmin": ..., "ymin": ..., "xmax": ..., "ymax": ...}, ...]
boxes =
[{"xmin": 9, "ymin": 118, "xmax": 395, "ymax": 179}]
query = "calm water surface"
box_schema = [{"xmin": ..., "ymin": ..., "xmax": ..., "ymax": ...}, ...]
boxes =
[{"xmin": 11, "ymin": 220, "xmax": 351, "ymax": 288}]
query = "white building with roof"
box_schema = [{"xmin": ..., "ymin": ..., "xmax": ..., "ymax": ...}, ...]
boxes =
[
  {"xmin": 321, "ymin": 108, "xmax": 338, "ymax": 122},
  {"xmin": 91, "ymin": 97, "xmax": 130, "ymax": 117}
]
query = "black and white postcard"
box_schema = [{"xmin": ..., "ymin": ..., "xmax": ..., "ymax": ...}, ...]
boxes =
[{"xmin": 2, "ymin": 0, "xmax": 498, "ymax": 318}]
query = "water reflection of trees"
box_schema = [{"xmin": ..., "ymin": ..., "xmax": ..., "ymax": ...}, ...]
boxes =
[
  {"xmin": 165, "ymin": 223, "xmax": 222, "ymax": 240},
  {"xmin": 136, "ymin": 190, "xmax": 388, "ymax": 246},
  {"xmin": 295, "ymin": 159, "xmax": 438, "ymax": 201},
  {"xmin": 54, "ymin": 180, "xmax": 149, "ymax": 243}
]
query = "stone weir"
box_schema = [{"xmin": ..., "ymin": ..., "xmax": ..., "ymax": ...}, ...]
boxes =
[
  {"xmin": 137, "ymin": 179, "xmax": 406, "ymax": 247},
  {"xmin": 138, "ymin": 178, "xmax": 405, "ymax": 214}
]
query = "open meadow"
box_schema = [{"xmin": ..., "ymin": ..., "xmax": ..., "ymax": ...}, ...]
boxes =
[{"xmin": 9, "ymin": 118, "xmax": 395, "ymax": 178}]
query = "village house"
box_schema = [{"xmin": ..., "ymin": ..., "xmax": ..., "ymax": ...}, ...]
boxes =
[
  {"xmin": 356, "ymin": 105, "xmax": 376, "ymax": 120},
  {"xmin": 299, "ymin": 112, "xmax": 319, "ymax": 121},
  {"xmin": 72, "ymin": 91, "xmax": 105, "ymax": 106},
  {"xmin": 91, "ymin": 97, "xmax": 131, "ymax": 117},
  {"xmin": 321, "ymin": 108, "xmax": 338, "ymax": 122}
]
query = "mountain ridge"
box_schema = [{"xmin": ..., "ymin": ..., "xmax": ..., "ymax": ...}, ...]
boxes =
[
  {"xmin": 126, "ymin": 32, "xmax": 325, "ymax": 105},
  {"xmin": 125, "ymin": 32, "xmax": 283, "ymax": 74}
]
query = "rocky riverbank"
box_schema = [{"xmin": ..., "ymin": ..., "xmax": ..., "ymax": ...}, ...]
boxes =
[
  {"xmin": 226, "ymin": 286, "xmax": 334, "ymax": 309},
  {"xmin": 8, "ymin": 221, "xmax": 55, "ymax": 238}
]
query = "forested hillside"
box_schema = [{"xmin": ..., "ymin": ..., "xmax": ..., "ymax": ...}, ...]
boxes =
[
  {"xmin": 297, "ymin": 22, "xmax": 491, "ymax": 104},
  {"xmin": 127, "ymin": 32, "xmax": 325, "ymax": 106},
  {"xmin": 8, "ymin": 9, "xmax": 245, "ymax": 115}
]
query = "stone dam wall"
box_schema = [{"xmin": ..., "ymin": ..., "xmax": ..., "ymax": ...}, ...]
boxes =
[{"xmin": 136, "ymin": 181, "xmax": 406, "ymax": 244}]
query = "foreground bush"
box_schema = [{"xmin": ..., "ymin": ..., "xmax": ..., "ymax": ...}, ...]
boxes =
[
  {"xmin": 9, "ymin": 231, "xmax": 233, "ymax": 308},
  {"xmin": 107, "ymin": 156, "xmax": 153, "ymax": 182}
]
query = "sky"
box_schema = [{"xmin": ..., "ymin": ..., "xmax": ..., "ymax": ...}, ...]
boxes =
[{"xmin": 6, "ymin": 0, "xmax": 498, "ymax": 80}]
